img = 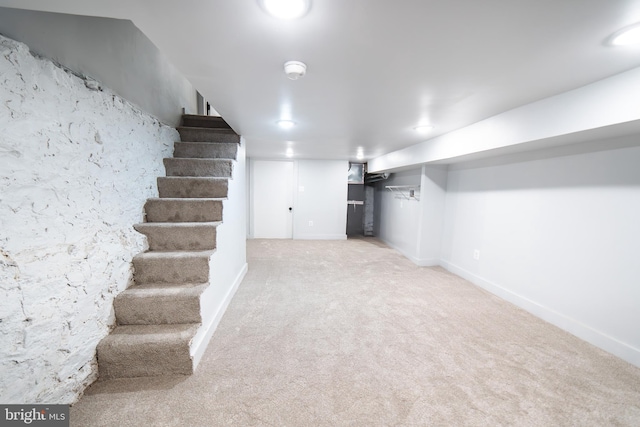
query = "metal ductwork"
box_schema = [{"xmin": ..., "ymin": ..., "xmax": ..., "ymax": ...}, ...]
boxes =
[{"xmin": 364, "ymin": 172, "xmax": 390, "ymax": 184}]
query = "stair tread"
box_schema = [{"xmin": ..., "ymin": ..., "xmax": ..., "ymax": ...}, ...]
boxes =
[
  {"xmin": 164, "ymin": 158, "xmax": 233, "ymax": 162},
  {"xmin": 120, "ymin": 282, "xmax": 208, "ymax": 295},
  {"xmin": 125, "ymin": 282, "xmax": 208, "ymax": 291},
  {"xmin": 125, "ymin": 282, "xmax": 209, "ymax": 291},
  {"xmin": 135, "ymin": 221, "xmax": 222, "ymax": 227},
  {"xmin": 158, "ymin": 176, "xmax": 228, "ymax": 180},
  {"xmin": 101, "ymin": 323, "xmax": 199, "ymax": 342},
  {"xmin": 134, "ymin": 250, "xmax": 215, "ymax": 259},
  {"xmin": 177, "ymin": 126, "xmax": 237, "ymax": 132},
  {"xmin": 174, "ymin": 143, "xmax": 239, "ymax": 146},
  {"xmin": 147, "ymin": 197, "xmax": 226, "ymax": 202},
  {"xmin": 182, "ymin": 114, "xmax": 225, "ymax": 120}
]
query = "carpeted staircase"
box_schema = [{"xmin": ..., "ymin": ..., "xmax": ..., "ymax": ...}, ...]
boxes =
[{"xmin": 96, "ymin": 115, "xmax": 240, "ymax": 380}]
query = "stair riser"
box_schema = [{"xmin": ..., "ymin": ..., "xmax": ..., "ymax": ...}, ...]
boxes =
[
  {"xmin": 182, "ymin": 115, "xmax": 231, "ymax": 129},
  {"xmin": 97, "ymin": 339, "xmax": 194, "ymax": 379},
  {"xmin": 133, "ymin": 256, "xmax": 210, "ymax": 284},
  {"xmin": 177, "ymin": 127, "xmax": 240, "ymax": 143},
  {"xmin": 134, "ymin": 225, "xmax": 217, "ymax": 251},
  {"xmin": 174, "ymin": 142, "xmax": 238, "ymax": 159},
  {"xmin": 115, "ymin": 294, "xmax": 202, "ymax": 325},
  {"xmin": 145, "ymin": 199, "xmax": 223, "ymax": 222},
  {"xmin": 157, "ymin": 178, "xmax": 228, "ymax": 198},
  {"xmin": 164, "ymin": 159, "xmax": 233, "ymax": 177}
]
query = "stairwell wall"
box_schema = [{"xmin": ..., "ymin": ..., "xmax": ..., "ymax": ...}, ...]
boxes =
[
  {"xmin": 192, "ymin": 139, "xmax": 248, "ymax": 368},
  {"xmin": 0, "ymin": 7, "xmax": 198, "ymax": 127},
  {"xmin": 0, "ymin": 35, "xmax": 176, "ymax": 403}
]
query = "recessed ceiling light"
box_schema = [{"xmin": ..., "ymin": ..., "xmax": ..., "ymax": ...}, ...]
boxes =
[
  {"xmin": 261, "ymin": 0, "xmax": 311, "ymax": 20},
  {"xmin": 610, "ymin": 23, "xmax": 640, "ymax": 46},
  {"xmin": 286, "ymin": 147, "xmax": 294, "ymax": 157},
  {"xmin": 277, "ymin": 120, "xmax": 296, "ymax": 129},
  {"xmin": 413, "ymin": 125, "xmax": 434, "ymax": 133},
  {"xmin": 356, "ymin": 147, "xmax": 364, "ymax": 160}
]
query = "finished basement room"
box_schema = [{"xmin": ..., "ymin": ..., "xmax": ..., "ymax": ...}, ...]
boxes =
[{"xmin": 1, "ymin": 1, "xmax": 639, "ymax": 426}]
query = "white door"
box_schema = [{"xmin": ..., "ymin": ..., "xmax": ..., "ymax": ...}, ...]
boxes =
[{"xmin": 252, "ymin": 160, "xmax": 294, "ymax": 238}]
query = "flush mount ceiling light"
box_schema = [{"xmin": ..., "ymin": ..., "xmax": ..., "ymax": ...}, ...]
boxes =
[
  {"xmin": 285, "ymin": 147, "xmax": 294, "ymax": 157},
  {"xmin": 356, "ymin": 147, "xmax": 364, "ymax": 160},
  {"xmin": 261, "ymin": 0, "xmax": 311, "ymax": 20},
  {"xmin": 609, "ymin": 23, "xmax": 640, "ymax": 46},
  {"xmin": 413, "ymin": 125, "xmax": 434, "ymax": 133},
  {"xmin": 277, "ymin": 119, "xmax": 296, "ymax": 129},
  {"xmin": 284, "ymin": 61, "xmax": 307, "ymax": 80}
]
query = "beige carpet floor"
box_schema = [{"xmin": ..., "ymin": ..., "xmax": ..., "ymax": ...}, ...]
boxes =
[{"xmin": 71, "ymin": 238, "xmax": 640, "ymax": 426}]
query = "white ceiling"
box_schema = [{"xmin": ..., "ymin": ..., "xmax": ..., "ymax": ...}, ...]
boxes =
[{"xmin": 4, "ymin": 0, "xmax": 640, "ymax": 162}]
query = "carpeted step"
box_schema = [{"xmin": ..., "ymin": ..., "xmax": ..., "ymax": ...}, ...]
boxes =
[
  {"xmin": 177, "ymin": 126, "xmax": 240, "ymax": 144},
  {"xmin": 144, "ymin": 198, "xmax": 223, "ymax": 222},
  {"xmin": 114, "ymin": 283, "xmax": 207, "ymax": 325},
  {"xmin": 164, "ymin": 158, "xmax": 233, "ymax": 177},
  {"xmin": 97, "ymin": 323, "xmax": 199, "ymax": 379},
  {"xmin": 133, "ymin": 250, "xmax": 214, "ymax": 284},
  {"xmin": 181, "ymin": 114, "xmax": 232, "ymax": 129},
  {"xmin": 174, "ymin": 142, "xmax": 238, "ymax": 160},
  {"xmin": 157, "ymin": 177, "xmax": 229, "ymax": 198},
  {"xmin": 134, "ymin": 222, "xmax": 220, "ymax": 251}
]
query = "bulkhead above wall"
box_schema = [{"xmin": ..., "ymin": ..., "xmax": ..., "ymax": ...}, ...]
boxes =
[{"xmin": 0, "ymin": 6, "xmax": 198, "ymax": 127}]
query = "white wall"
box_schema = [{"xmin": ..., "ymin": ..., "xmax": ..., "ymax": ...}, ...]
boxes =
[
  {"xmin": 375, "ymin": 169, "xmax": 422, "ymax": 260},
  {"xmin": 417, "ymin": 166, "xmax": 447, "ymax": 265},
  {"xmin": 0, "ymin": 35, "xmax": 176, "ymax": 403},
  {"xmin": 441, "ymin": 142, "xmax": 640, "ymax": 367},
  {"xmin": 248, "ymin": 159, "xmax": 348, "ymax": 240},
  {"xmin": 192, "ymin": 139, "xmax": 247, "ymax": 367},
  {"xmin": 0, "ymin": 7, "xmax": 198, "ymax": 126},
  {"xmin": 294, "ymin": 160, "xmax": 348, "ymax": 240},
  {"xmin": 375, "ymin": 166, "xmax": 447, "ymax": 266}
]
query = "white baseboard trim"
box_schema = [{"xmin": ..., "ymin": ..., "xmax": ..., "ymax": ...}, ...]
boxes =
[
  {"xmin": 294, "ymin": 234, "xmax": 347, "ymax": 240},
  {"xmin": 378, "ymin": 238, "xmax": 439, "ymax": 267},
  {"xmin": 413, "ymin": 257, "xmax": 440, "ymax": 267},
  {"xmin": 440, "ymin": 260, "xmax": 640, "ymax": 369},
  {"xmin": 190, "ymin": 262, "xmax": 248, "ymax": 369}
]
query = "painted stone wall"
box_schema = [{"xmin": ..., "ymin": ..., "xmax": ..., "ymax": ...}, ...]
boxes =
[{"xmin": 0, "ymin": 35, "xmax": 176, "ymax": 403}]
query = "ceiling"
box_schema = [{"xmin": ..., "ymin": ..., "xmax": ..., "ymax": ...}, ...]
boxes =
[{"xmin": 3, "ymin": 0, "xmax": 640, "ymax": 162}]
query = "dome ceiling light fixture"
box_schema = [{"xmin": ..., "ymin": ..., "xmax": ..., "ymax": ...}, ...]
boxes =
[
  {"xmin": 609, "ymin": 22, "xmax": 640, "ymax": 46},
  {"xmin": 413, "ymin": 124, "xmax": 434, "ymax": 133},
  {"xmin": 277, "ymin": 119, "xmax": 296, "ymax": 129},
  {"xmin": 261, "ymin": 0, "xmax": 311, "ymax": 20},
  {"xmin": 284, "ymin": 61, "xmax": 307, "ymax": 80}
]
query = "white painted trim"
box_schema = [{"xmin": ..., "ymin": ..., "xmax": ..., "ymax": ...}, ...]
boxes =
[
  {"xmin": 378, "ymin": 238, "xmax": 438, "ymax": 267},
  {"xmin": 190, "ymin": 262, "xmax": 248, "ymax": 369},
  {"xmin": 295, "ymin": 234, "xmax": 347, "ymax": 240},
  {"xmin": 440, "ymin": 260, "xmax": 640, "ymax": 369},
  {"xmin": 414, "ymin": 258, "xmax": 440, "ymax": 267}
]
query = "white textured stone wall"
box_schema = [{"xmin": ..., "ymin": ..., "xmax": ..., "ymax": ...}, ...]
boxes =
[{"xmin": 0, "ymin": 35, "xmax": 176, "ymax": 404}]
